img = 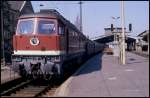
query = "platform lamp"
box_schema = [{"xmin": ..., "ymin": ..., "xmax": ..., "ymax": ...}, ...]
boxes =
[
  {"xmin": 40, "ymin": 4, "xmax": 43, "ymax": 6},
  {"xmin": 111, "ymin": 24, "xmax": 115, "ymax": 43},
  {"xmin": 129, "ymin": 23, "xmax": 132, "ymax": 32}
]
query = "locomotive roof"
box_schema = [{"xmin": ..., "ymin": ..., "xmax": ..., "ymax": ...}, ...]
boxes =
[{"xmin": 19, "ymin": 9, "xmax": 81, "ymax": 33}]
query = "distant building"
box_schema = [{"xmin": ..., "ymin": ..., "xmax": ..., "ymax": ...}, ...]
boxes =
[
  {"xmin": 1, "ymin": 1, "xmax": 34, "ymax": 62},
  {"xmin": 104, "ymin": 27, "xmax": 131, "ymax": 47},
  {"xmin": 93, "ymin": 26, "xmax": 136, "ymax": 56},
  {"xmin": 136, "ymin": 30, "xmax": 149, "ymax": 54},
  {"xmin": 104, "ymin": 27, "xmax": 130, "ymax": 41}
]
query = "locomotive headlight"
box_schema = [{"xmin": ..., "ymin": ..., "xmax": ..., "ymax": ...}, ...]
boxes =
[{"xmin": 30, "ymin": 38, "xmax": 39, "ymax": 46}]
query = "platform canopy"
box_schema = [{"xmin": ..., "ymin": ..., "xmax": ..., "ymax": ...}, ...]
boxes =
[{"xmin": 93, "ymin": 34, "xmax": 136, "ymax": 44}]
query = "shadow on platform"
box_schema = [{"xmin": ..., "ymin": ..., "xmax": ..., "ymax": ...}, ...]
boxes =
[
  {"xmin": 126, "ymin": 60, "xmax": 149, "ymax": 64},
  {"xmin": 73, "ymin": 53, "xmax": 104, "ymax": 76}
]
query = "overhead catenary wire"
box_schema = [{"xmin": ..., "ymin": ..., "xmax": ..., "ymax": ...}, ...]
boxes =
[{"xmin": 48, "ymin": 1, "xmax": 104, "ymax": 5}]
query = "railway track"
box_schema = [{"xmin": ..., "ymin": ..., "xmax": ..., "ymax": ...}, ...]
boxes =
[
  {"xmin": 1, "ymin": 65, "xmax": 82, "ymax": 97},
  {"xmin": 1, "ymin": 80, "xmax": 32, "ymax": 97},
  {"xmin": 1, "ymin": 66, "xmax": 81, "ymax": 97},
  {"xmin": 1, "ymin": 77, "xmax": 24, "ymax": 93},
  {"xmin": 1, "ymin": 53, "xmax": 101, "ymax": 97},
  {"xmin": 1, "ymin": 78, "xmax": 60, "ymax": 97}
]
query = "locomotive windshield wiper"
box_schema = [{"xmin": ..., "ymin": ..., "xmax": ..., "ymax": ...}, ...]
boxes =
[{"xmin": 49, "ymin": 26, "xmax": 55, "ymax": 33}]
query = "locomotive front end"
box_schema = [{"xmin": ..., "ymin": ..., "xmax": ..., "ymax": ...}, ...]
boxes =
[{"xmin": 12, "ymin": 14, "xmax": 63, "ymax": 79}]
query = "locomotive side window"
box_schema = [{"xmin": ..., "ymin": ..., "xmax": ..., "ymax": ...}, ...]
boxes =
[
  {"xmin": 38, "ymin": 20, "xmax": 56, "ymax": 34},
  {"xmin": 58, "ymin": 26, "xmax": 65, "ymax": 35},
  {"xmin": 17, "ymin": 20, "xmax": 34, "ymax": 34}
]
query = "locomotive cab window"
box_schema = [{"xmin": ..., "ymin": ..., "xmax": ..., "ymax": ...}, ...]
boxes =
[
  {"xmin": 38, "ymin": 20, "xmax": 56, "ymax": 34},
  {"xmin": 17, "ymin": 19, "xmax": 34, "ymax": 34}
]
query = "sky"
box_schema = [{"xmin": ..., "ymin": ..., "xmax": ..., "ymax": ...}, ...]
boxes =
[{"xmin": 31, "ymin": 1, "xmax": 149, "ymax": 39}]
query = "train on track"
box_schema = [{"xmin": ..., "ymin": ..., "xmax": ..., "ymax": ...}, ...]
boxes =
[{"xmin": 12, "ymin": 9, "xmax": 104, "ymax": 80}]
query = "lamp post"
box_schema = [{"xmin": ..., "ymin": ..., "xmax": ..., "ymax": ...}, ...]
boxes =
[
  {"xmin": 148, "ymin": 33, "xmax": 149, "ymax": 54},
  {"xmin": 79, "ymin": 1, "xmax": 83, "ymax": 33},
  {"xmin": 121, "ymin": 1, "xmax": 126, "ymax": 64}
]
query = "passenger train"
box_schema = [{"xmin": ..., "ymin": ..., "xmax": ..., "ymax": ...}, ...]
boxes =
[{"xmin": 12, "ymin": 9, "xmax": 104, "ymax": 79}]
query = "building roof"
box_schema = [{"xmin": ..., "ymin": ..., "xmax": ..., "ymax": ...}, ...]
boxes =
[
  {"xmin": 104, "ymin": 27, "xmax": 126, "ymax": 30},
  {"xmin": 8, "ymin": 1, "xmax": 24, "ymax": 11},
  {"xmin": 104, "ymin": 27, "xmax": 129, "ymax": 35},
  {"xmin": 137, "ymin": 30, "xmax": 149, "ymax": 37},
  {"xmin": 8, "ymin": 1, "xmax": 33, "ymax": 12},
  {"xmin": 94, "ymin": 34, "xmax": 136, "ymax": 44}
]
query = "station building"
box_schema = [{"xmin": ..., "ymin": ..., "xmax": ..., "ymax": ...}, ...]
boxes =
[
  {"xmin": 136, "ymin": 30, "xmax": 149, "ymax": 54},
  {"xmin": 92, "ymin": 27, "xmax": 136, "ymax": 56}
]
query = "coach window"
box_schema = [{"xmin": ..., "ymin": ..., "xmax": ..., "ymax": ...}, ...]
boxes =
[
  {"xmin": 58, "ymin": 26, "xmax": 65, "ymax": 35},
  {"xmin": 38, "ymin": 20, "xmax": 56, "ymax": 34}
]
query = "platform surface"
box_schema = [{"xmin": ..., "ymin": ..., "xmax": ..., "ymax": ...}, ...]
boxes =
[
  {"xmin": 54, "ymin": 52, "xmax": 149, "ymax": 97},
  {"xmin": 1, "ymin": 65, "xmax": 20, "ymax": 84}
]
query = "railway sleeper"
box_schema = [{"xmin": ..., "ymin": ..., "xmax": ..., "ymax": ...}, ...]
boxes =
[
  {"xmin": 11, "ymin": 93, "xmax": 35, "ymax": 97},
  {"xmin": 20, "ymin": 88, "xmax": 46, "ymax": 91},
  {"xmin": 17, "ymin": 88, "xmax": 45, "ymax": 92}
]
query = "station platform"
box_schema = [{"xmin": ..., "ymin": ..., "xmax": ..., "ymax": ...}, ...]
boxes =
[
  {"xmin": 54, "ymin": 52, "xmax": 149, "ymax": 97},
  {"xmin": 1, "ymin": 64, "xmax": 21, "ymax": 84}
]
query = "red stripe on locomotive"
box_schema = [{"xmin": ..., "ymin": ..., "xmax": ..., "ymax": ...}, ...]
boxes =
[{"xmin": 13, "ymin": 35, "xmax": 60, "ymax": 51}]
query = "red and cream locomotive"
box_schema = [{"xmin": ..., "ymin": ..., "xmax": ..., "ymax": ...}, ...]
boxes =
[{"xmin": 12, "ymin": 9, "xmax": 104, "ymax": 79}]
